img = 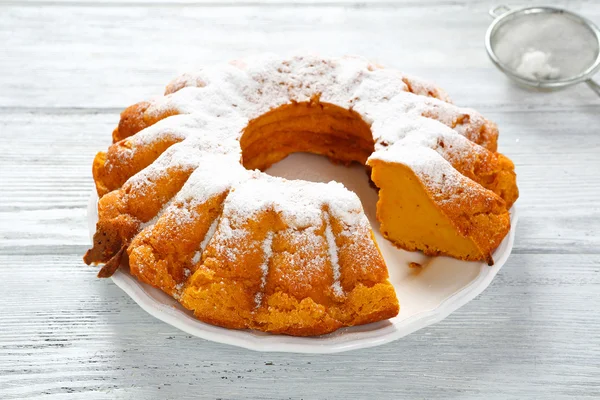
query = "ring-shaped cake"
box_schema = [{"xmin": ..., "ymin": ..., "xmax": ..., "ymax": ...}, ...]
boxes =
[{"xmin": 84, "ymin": 55, "xmax": 518, "ymax": 336}]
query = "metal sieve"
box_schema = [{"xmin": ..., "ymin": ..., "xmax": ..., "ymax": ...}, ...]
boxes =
[{"xmin": 486, "ymin": 5, "xmax": 600, "ymax": 96}]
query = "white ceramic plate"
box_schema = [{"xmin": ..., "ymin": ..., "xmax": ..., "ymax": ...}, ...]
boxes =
[{"xmin": 87, "ymin": 153, "xmax": 517, "ymax": 353}]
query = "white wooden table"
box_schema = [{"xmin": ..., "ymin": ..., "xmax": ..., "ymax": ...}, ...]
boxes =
[{"xmin": 1, "ymin": 0, "xmax": 599, "ymax": 398}]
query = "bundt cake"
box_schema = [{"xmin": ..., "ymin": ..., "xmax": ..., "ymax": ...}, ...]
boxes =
[{"xmin": 84, "ymin": 54, "xmax": 518, "ymax": 336}]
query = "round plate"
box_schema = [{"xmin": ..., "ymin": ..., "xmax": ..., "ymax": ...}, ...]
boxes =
[{"xmin": 87, "ymin": 153, "xmax": 518, "ymax": 353}]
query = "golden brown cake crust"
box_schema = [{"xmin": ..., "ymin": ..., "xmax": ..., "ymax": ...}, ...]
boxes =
[
  {"xmin": 178, "ymin": 191, "xmax": 399, "ymax": 336},
  {"xmin": 112, "ymin": 101, "xmax": 152, "ymax": 143}
]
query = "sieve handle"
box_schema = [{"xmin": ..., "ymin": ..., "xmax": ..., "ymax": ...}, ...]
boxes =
[
  {"xmin": 489, "ymin": 5, "xmax": 511, "ymax": 19},
  {"xmin": 586, "ymin": 80, "xmax": 600, "ymax": 98}
]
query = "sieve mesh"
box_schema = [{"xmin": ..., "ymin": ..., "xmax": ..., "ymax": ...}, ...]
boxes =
[{"xmin": 490, "ymin": 11, "xmax": 599, "ymax": 81}]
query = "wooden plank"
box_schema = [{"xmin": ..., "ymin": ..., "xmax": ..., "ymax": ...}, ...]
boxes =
[
  {"xmin": 0, "ymin": 2, "xmax": 599, "ymax": 109},
  {"xmin": 0, "ymin": 253, "xmax": 598, "ymax": 399},
  {"xmin": 1, "ymin": 0, "xmax": 599, "ymax": 398}
]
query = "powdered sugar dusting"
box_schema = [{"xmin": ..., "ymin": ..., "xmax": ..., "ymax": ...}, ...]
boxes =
[
  {"xmin": 173, "ymin": 282, "xmax": 185, "ymax": 300},
  {"xmin": 199, "ymin": 218, "xmax": 219, "ymax": 255},
  {"xmin": 128, "ymin": 114, "xmax": 196, "ymax": 147},
  {"xmin": 339, "ymin": 222, "xmax": 381, "ymax": 274},
  {"xmin": 147, "ymin": 54, "xmax": 453, "ymax": 124},
  {"xmin": 355, "ymin": 91, "xmax": 483, "ymax": 142},
  {"xmin": 203, "ymin": 174, "xmax": 370, "ymax": 299},
  {"xmin": 208, "ymin": 216, "xmax": 250, "ymax": 263},
  {"xmin": 126, "ymin": 54, "xmax": 490, "ymax": 206},
  {"xmin": 369, "ymin": 111, "xmax": 486, "ymax": 163},
  {"xmin": 268, "ymin": 227, "xmax": 328, "ymax": 291},
  {"xmin": 254, "ymin": 231, "xmax": 274, "ymax": 308},
  {"xmin": 175, "ymin": 154, "xmax": 250, "ymax": 206},
  {"xmin": 401, "ymin": 73, "xmax": 452, "ymax": 103},
  {"xmin": 324, "ymin": 212, "xmax": 343, "ymax": 297},
  {"xmin": 191, "ymin": 251, "xmax": 201, "ymax": 265},
  {"xmin": 191, "ymin": 216, "xmax": 219, "ymax": 265},
  {"xmin": 370, "ymin": 144, "xmax": 483, "ymax": 205},
  {"xmin": 221, "ymin": 176, "xmax": 363, "ymax": 230}
]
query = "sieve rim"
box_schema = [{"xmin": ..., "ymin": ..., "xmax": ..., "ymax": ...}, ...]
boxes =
[{"xmin": 485, "ymin": 6, "xmax": 600, "ymax": 88}]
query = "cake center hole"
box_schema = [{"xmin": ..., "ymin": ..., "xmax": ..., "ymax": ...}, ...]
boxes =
[
  {"xmin": 240, "ymin": 101, "xmax": 374, "ymax": 171},
  {"xmin": 264, "ymin": 153, "xmax": 379, "ymax": 223},
  {"xmin": 240, "ymin": 100, "xmax": 378, "ymax": 221}
]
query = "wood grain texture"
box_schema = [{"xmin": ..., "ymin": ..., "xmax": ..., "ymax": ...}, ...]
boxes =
[
  {"xmin": 1, "ymin": 0, "xmax": 599, "ymax": 398},
  {"xmin": 1, "ymin": 1, "xmax": 599, "ymax": 109}
]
